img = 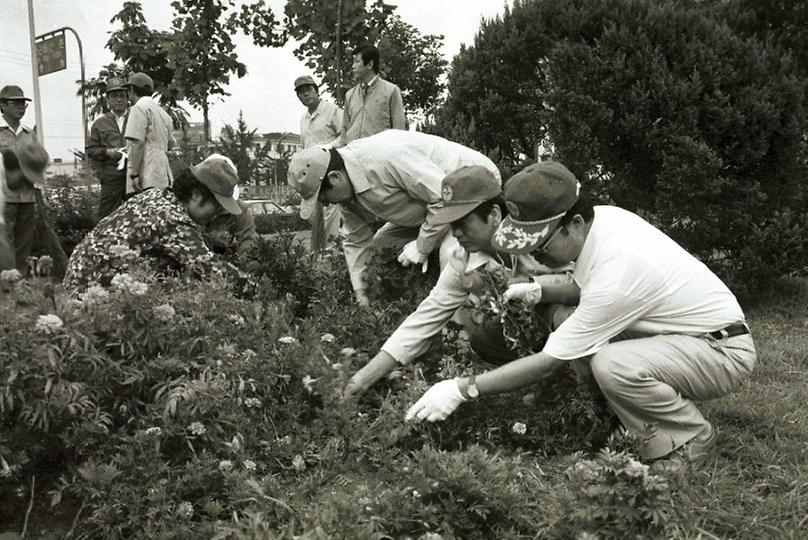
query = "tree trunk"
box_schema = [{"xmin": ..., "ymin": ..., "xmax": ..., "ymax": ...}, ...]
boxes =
[{"xmin": 202, "ymin": 99, "xmax": 210, "ymax": 153}]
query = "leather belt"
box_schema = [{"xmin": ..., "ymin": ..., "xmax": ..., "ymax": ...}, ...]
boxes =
[{"xmin": 708, "ymin": 323, "xmax": 750, "ymax": 340}]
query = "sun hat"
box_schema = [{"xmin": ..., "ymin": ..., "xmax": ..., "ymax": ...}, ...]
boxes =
[
  {"xmin": 492, "ymin": 161, "xmax": 580, "ymax": 254},
  {"xmin": 12, "ymin": 137, "xmax": 49, "ymax": 185},
  {"xmin": 0, "ymin": 85, "xmax": 32, "ymax": 102},
  {"xmin": 287, "ymin": 145, "xmax": 331, "ymax": 221},
  {"xmin": 189, "ymin": 154, "xmax": 242, "ymax": 215},
  {"xmin": 294, "ymin": 75, "xmax": 318, "ymax": 91},
  {"xmin": 431, "ymin": 165, "xmax": 502, "ymax": 226}
]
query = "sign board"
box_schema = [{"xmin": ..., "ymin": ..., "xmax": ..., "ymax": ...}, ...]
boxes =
[{"xmin": 36, "ymin": 32, "xmax": 67, "ymax": 76}]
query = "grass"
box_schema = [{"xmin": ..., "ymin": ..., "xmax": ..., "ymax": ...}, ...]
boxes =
[{"xmin": 668, "ymin": 277, "xmax": 808, "ymax": 538}]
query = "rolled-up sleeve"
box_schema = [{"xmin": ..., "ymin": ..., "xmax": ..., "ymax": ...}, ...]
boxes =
[{"xmin": 340, "ymin": 204, "xmax": 376, "ymax": 293}]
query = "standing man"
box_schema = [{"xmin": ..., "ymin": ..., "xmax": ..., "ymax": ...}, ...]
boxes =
[
  {"xmin": 406, "ymin": 161, "xmax": 756, "ymax": 468},
  {"xmin": 87, "ymin": 77, "xmax": 129, "ymax": 219},
  {"xmin": 288, "ymin": 130, "xmax": 501, "ymax": 305},
  {"xmin": 124, "ymin": 73, "xmax": 175, "ymax": 196},
  {"xmin": 341, "ymin": 44, "xmax": 406, "ymax": 145},
  {"xmin": 0, "ymin": 85, "xmax": 38, "ymax": 273},
  {"xmin": 295, "ymin": 74, "xmax": 344, "ymax": 246}
]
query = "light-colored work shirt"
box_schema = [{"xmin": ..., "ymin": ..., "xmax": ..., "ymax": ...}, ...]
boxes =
[
  {"xmin": 382, "ymin": 245, "xmax": 558, "ymax": 365},
  {"xmin": 342, "ymin": 76, "xmax": 406, "ymax": 144},
  {"xmin": 336, "ymin": 130, "xmax": 501, "ymax": 293},
  {"xmin": 0, "ymin": 118, "xmax": 36, "ymax": 203},
  {"xmin": 300, "ymin": 99, "xmax": 343, "ymax": 149},
  {"xmin": 125, "ymin": 96, "xmax": 175, "ymax": 194},
  {"xmin": 543, "ymin": 205, "xmax": 746, "ymax": 360}
]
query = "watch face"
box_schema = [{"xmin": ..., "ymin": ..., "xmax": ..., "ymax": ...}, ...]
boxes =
[{"xmin": 467, "ymin": 384, "xmax": 480, "ymax": 399}]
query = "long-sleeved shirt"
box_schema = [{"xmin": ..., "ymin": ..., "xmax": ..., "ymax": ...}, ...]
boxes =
[
  {"xmin": 381, "ymin": 245, "xmax": 559, "ymax": 365},
  {"xmin": 203, "ymin": 201, "xmax": 259, "ymax": 257},
  {"xmin": 87, "ymin": 111, "xmax": 128, "ymax": 183},
  {"xmin": 124, "ymin": 96, "xmax": 175, "ymax": 194},
  {"xmin": 335, "ymin": 130, "xmax": 501, "ymax": 293},
  {"xmin": 63, "ymin": 188, "xmax": 234, "ymax": 293},
  {"xmin": 342, "ymin": 76, "xmax": 406, "ymax": 144},
  {"xmin": 300, "ymin": 99, "xmax": 343, "ymax": 149},
  {"xmin": 0, "ymin": 117, "xmax": 36, "ymax": 203}
]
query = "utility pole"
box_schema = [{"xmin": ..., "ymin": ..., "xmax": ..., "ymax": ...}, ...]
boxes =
[{"xmin": 27, "ymin": 0, "xmax": 44, "ymax": 143}]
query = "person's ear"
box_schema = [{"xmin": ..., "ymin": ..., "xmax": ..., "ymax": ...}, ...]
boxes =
[
  {"xmin": 488, "ymin": 204, "xmax": 502, "ymax": 227},
  {"xmin": 325, "ymin": 170, "xmax": 342, "ymax": 186}
]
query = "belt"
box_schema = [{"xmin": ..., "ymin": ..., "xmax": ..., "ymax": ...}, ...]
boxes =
[{"xmin": 708, "ymin": 323, "xmax": 750, "ymax": 340}]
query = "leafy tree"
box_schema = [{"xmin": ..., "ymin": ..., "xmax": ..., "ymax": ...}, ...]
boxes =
[
  {"xmin": 284, "ymin": 0, "xmax": 447, "ymax": 116},
  {"xmin": 217, "ymin": 111, "xmax": 273, "ymax": 185}
]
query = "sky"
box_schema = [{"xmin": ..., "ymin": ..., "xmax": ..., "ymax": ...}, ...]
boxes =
[{"xmin": 1, "ymin": 0, "xmax": 512, "ymax": 160}]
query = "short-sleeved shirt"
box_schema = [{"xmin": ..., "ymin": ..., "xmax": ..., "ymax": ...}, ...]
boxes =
[
  {"xmin": 0, "ymin": 118, "xmax": 36, "ymax": 203},
  {"xmin": 543, "ymin": 205, "xmax": 746, "ymax": 360},
  {"xmin": 342, "ymin": 76, "xmax": 406, "ymax": 144},
  {"xmin": 300, "ymin": 99, "xmax": 343, "ymax": 149},
  {"xmin": 124, "ymin": 96, "xmax": 175, "ymax": 193},
  {"xmin": 63, "ymin": 188, "xmax": 233, "ymax": 293}
]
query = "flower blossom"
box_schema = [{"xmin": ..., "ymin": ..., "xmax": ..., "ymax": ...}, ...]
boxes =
[
  {"xmin": 79, "ymin": 285, "xmax": 109, "ymax": 305},
  {"xmin": 243, "ymin": 459, "xmax": 256, "ymax": 472},
  {"xmin": 218, "ymin": 460, "xmax": 234, "ymax": 473},
  {"xmin": 320, "ymin": 333, "xmax": 335, "ymax": 343},
  {"xmin": 176, "ymin": 501, "xmax": 194, "ymax": 519},
  {"xmin": 187, "ymin": 422, "xmax": 206, "ymax": 435},
  {"xmin": 153, "ymin": 303, "xmax": 176, "ymax": 322},
  {"xmin": 0, "ymin": 269, "xmax": 22, "ymax": 282},
  {"xmin": 292, "ymin": 455, "xmax": 306, "ymax": 471},
  {"xmin": 228, "ymin": 314, "xmax": 245, "ymax": 326},
  {"xmin": 302, "ymin": 375, "xmax": 318, "ymax": 393},
  {"xmin": 244, "ymin": 398, "xmax": 262, "ymax": 409},
  {"xmin": 35, "ymin": 314, "xmax": 64, "ymax": 334},
  {"xmin": 339, "ymin": 347, "xmax": 357, "ymax": 357},
  {"xmin": 512, "ymin": 422, "xmax": 527, "ymax": 435},
  {"xmin": 278, "ymin": 336, "xmax": 298, "ymax": 345},
  {"xmin": 111, "ymin": 273, "xmax": 149, "ymax": 295},
  {"xmin": 144, "ymin": 426, "xmax": 162, "ymax": 436}
]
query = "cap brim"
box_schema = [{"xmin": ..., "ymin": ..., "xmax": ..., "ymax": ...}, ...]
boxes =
[
  {"xmin": 4, "ymin": 97, "xmax": 32, "ymax": 102},
  {"xmin": 492, "ymin": 215, "xmax": 563, "ymax": 254},
  {"xmin": 299, "ymin": 195, "xmax": 318, "ymax": 221},
  {"xmin": 19, "ymin": 162, "xmax": 45, "ymax": 185},
  {"xmin": 213, "ymin": 192, "xmax": 242, "ymax": 215},
  {"xmin": 430, "ymin": 201, "xmax": 484, "ymax": 226}
]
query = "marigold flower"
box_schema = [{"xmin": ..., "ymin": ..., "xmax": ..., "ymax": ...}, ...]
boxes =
[
  {"xmin": 512, "ymin": 422, "xmax": 528, "ymax": 435},
  {"xmin": 278, "ymin": 336, "xmax": 298, "ymax": 344},
  {"xmin": 153, "ymin": 303, "xmax": 176, "ymax": 322},
  {"xmin": 243, "ymin": 459, "xmax": 257, "ymax": 472},
  {"xmin": 320, "ymin": 333, "xmax": 336, "ymax": 343},
  {"xmin": 35, "ymin": 314, "xmax": 64, "ymax": 334},
  {"xmin": 218, "ymin": 460, "xmax": 233, "ymax": 473},
  {"xmin": 292, "ymin": 455, "xmax": 305, "ymax": 471},
  {"xmin": 176, "ymin": 501, "xmax": 194, "ymax": 519},
  {"xmin": 0, "ymin": 269, "xmax": 22, "ymax": 282},
  {"xmin": 187, "ymin": 422, "xmax": 206, "ymax": 435}
]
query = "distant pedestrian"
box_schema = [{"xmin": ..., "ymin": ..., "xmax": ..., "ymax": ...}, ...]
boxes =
[
  {"xmin": 0, "ymin": 85, "xmax": 39, "ymax": 273},
  {"xmin": 341, "ymin": 44, "xmax": 406, "ymax": 145},
  {"xmin": 87, "ymin": 77, "xmax": 129, "ymax": 219},
  {"xmin": 124, "ymin": 73, "xmax": 175, "ymax": 196},
  {"xmin": 295, "ymin": 74, "xmax": 344, "ymax": 248}
]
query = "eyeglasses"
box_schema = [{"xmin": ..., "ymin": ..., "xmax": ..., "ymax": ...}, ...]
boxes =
[
  {"xmin": 531, "ymin": 223, "xmax": 564, "ymax": 257},
  {"xmin": 2, "ymin": 100, "xmax": 28, "ymax": 107}
]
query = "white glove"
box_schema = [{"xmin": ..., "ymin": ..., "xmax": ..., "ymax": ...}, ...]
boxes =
[
  {"xmin": 405, "ymin": 378, "xmax": 466, "ymax": 422},
  {"xmin": 397, "ymin": 240, "xmax": 429, "ymax": 273},
  {"xmin": 503, "ymin": 282, "xmax": 543, "ymax": 305}
]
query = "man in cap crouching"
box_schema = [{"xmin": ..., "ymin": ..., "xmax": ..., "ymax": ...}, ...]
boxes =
[
  {"xmin": 287, "ymin": 130, "xmax": 502, "ymax": 305},
  {"xmin": 406, "ymin": 160, "xmax": 756, "ymax": 468},
  {"xmin": 64, "ymin": 154, "xmax": 247, "ymax": 293}
]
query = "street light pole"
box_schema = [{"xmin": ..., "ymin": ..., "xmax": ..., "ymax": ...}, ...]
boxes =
[{"xmin": 27, "ymin": 0, "xmax": 44, "ymax": 143}]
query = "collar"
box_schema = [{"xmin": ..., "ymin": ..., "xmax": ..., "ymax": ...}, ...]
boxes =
[
  {"xmin": 305, "ymin": 99, "xmax": 324, "ymax": 120},
  {"xmin": 338, "ymin": 146, "xmax": 372, "ymax": 195},
  {"xmin": 362, "ymin": 75, "xmax": 380, "ymax": 89},
  {"xmin": 0, "ymin": 115, "xmax": 32, "ymax": 134}
]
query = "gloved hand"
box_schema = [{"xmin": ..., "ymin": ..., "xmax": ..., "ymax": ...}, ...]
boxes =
[
  {"xmin": 405, "ymin": 378, "xmax": 466, "ymax": 422},
  {"xmin": 503, "ymin": 282, "xmax": 543, "ymax": 305},
  {"xmin": 397, "ymin": 240, "xmax": 429, "ymax": 273}
]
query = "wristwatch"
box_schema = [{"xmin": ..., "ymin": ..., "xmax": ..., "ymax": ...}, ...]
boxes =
[{"xmin": 464, "ymin": 374, "xmax": 480, "ymax": 400}]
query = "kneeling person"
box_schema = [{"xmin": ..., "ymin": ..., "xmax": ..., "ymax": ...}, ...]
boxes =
[
  {"xmin": 345, "ymin": 165, "xmax": 579, "ymax": 398},
  {"xmin": 64, "ymin": 154, "xmax": 245, "ymax": 292}
]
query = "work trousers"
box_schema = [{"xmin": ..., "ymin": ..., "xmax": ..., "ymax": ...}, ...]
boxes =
[
  {"xmin": 4, "ymin": 202, "xmax": 36, "ymax": 273},
  {"xmin": 97, "ymin": 175, "xmax": 127, "ymax": 220}
]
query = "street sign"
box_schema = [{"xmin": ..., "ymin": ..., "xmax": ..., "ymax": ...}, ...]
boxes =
[{"xmin": 36, "ymin": 32, "xmax": 66, "ymax": 76}]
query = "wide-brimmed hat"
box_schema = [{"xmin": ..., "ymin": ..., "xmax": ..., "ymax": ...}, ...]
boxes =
[
  {"xmin": 431, "ymin": 165, "xmax": 502, "ymax": 226},
  {"xmin": 493, "ymin": 161, "xmax": 580, "ymax": 254},
  {"xmin": 105, "ymin": 77, "xmax": 127, "ymax": 94},
  {"xmin": 124, "ymin": 72, "xmax": 154, "ymax": 91},
  {"xmin": 189, "ymin": 154, "xmax": 242, "ymax": 215},
  {"xmin": 287, "ymin": 145, "xmax": 331, "ymax": 221},
  {"xmin": 294, "ymin": 75, "xmax": 317, "ymax": 91},
  {"xmin": 12, "ymin": 137, "xmax": 50, "ymax": 185},
  {"xmin": 0, "ymin": 85, "xmax": 32, "ymax": 102}
]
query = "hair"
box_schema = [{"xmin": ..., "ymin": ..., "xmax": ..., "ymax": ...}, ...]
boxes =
[
  {"xmin": 130, "ymin": 85, "xmax": 152, "ymax": 98},
  {"xmin": 352, "ymin": 44, "xmax": 380, "ymax": 73},
  {"xmin": 172, "ymin": 168, "xmax": 218, "ymax": 206},
  {"xmin": 559, "ymin": 190, "xmax": 595, "ymax": 227},
  {"xmin": 467, "ymin": 195, "xmax": 507, "ymax": 222},
  {"xmin": 320, "ymin": 148, "xmax": 346, "ymax": 192}
]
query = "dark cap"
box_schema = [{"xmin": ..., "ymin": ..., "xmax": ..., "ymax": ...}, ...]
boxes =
[
  {"xmin": 0, "ymin": 85, "xmax": 32, "ymax": 102},
  {"xmin": 189, "ymin": 154, "xmax": 243, "ymax": 215},
  {"xmin": 294, "ymin": 75, "xmax": 317, "ymax": 90},
  {"xmin": 493, "ymin": 161, "xmax": 580, "ymax": 254},
  {"xmin": 105, "ymin": 77, "xmax": 127, "ymax": 93},
  {"xmin": 431, "ymin": 166, "xmax": 502, "ymax": 225}
]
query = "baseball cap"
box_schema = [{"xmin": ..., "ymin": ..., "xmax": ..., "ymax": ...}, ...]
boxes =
[
  {"xmin": 294, "ymin": 75, "xmax": 317, "ymax": 91},
  {"xmin": 189, "ymin": 154, "xmax": 242, "ymax": 215},
  {"xmin": 431, "ymin": 166, "xmax": 502, "ymax": 226},
  {"xmin": 125, "ymin": 72, "xmax": 154, "ymax": 91},
  {"xmin": 12, "ymin": 137, "xmax": 50, "ymax": 185},
  {"xmin": 287, "ymin": 145, "xmax": 331, "ymax": 221},
  {"xmin": 493, "ymin": 161, "xmax": 580, "ymax": 254},
  {"xmin": 105, "ymin": 77, "xmax": 127, "ymax": 93},
  {"xmin": 0, "ymin": 85, "xmax": 32, "ymax": 102}
]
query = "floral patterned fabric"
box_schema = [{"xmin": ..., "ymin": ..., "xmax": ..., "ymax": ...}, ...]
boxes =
[{"xmin": 63, "ymin": 188, "xmax": 231, "ymax": 293}]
